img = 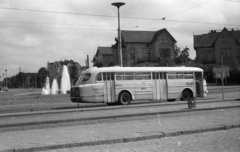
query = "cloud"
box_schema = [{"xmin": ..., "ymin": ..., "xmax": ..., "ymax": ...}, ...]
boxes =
[{"xmin": 0, "ymin": 0, "xmax": 240, "ymax": 77}]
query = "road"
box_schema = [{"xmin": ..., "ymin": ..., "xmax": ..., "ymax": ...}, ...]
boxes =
[{"xmin": 0, "ymin": 86, "xmax": 239, "ymax": 151}]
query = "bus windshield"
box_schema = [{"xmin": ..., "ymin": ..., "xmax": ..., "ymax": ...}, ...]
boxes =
[{"xmin": 75, "ymin": 73, "xmax": 91, "ymax": 85}]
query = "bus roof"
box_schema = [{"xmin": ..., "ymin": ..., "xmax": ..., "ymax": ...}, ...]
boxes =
[{"xmin": 83, "ymin": 66, "xmax": 203, "ymax": 74}]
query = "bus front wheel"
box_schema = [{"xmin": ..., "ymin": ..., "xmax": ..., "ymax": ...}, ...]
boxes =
[
  {"xmin": 182, "ymin": 89, "xmax": 192, "ymax": 101},
  {"xmin": 118, "ymin": 92, "xmax": 131, "ymax": 105}
]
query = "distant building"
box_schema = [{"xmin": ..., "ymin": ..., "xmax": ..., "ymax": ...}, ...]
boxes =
[
  {"xmin": 194, "ymin": 28, "xmax": 240, "ymax": 65},
  {"xmin": 112, "ymin": 28, "xmax": 177, "ymax": 66},
  {"xmin": 92, "ymin": 47, "xmax": 114, "ymax": 67}
]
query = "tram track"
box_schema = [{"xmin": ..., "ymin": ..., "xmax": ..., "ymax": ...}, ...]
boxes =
[
  {"xmin": 0, "ymin": 97, "xmax": 237, "ymax": 118},
  {"xmin": 0, "ymin": 99, "xmax": 240, "ymax": 132}
]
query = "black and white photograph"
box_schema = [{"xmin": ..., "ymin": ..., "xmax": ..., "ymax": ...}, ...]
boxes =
[{"xmin": 0, "ymin": 0, "xmax": 240, "ymax": 151}]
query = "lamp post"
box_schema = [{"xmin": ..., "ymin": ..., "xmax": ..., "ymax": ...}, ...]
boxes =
[
  {"xmin": 221, "ymin": 51, "xmax": 224, "ymax": 101},
  {"xmin": 112, "ymin": 2, "xmax": 125, "ymax": 67},
  {"xmin": 5, "ymin": 69, "xmax": 7, "ymax": 90},
  {"xmin": 3, "ymin": 73, "xmax": 4, "ymax": 89}
]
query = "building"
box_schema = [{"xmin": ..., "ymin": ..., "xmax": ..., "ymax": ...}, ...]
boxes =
[
  {"xmin": 194, "ymin": 28, "xmax": 240, "ymax": 65},
  {"xmin": 112, "ymin": 28, "xmax": 177, "ymax": 66},
  {"xmin": 92, "ymin": 47, "xmax": 114, "ymax": 67}
]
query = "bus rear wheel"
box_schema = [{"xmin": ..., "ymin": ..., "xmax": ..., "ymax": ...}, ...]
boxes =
[
  {"xmin": 118, "ymin": 92, "xmax": 131, "ymax": 105},
  {"xmin": 182, "ymin": 90, "xmax": 192, "ymax": 101}
]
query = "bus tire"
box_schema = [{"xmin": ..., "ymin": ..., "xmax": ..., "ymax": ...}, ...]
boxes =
[
  {"xmin": 118, "ymin": 92, "xmax": 131, "ymax": 105},
  {"xmin": 182, "ymin": 89, "xmax": 193, "ymax": 101}
]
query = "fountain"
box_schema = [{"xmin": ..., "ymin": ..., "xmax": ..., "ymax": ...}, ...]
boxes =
[
  {"xmin": 41, "ymin": 65, "xmax": 71, "ymax": 95},
  {"xmin": 51, "ymin": 79, "xmax": 59, "ymax": 95},
  {"xmin": 61, "ymin": 65, "xmax": 71, "ymax": 94},
  {"xmin": 42, "ymin": 76, "xmax": 50, "ymax": 95}
]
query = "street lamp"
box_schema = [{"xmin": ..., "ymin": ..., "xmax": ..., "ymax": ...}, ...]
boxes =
[
  {"xmin": 5, "ymin": 69, "xmax": 7, "ymax": 90},
  {"xmin": 112, "ymin": 2, "xmax": 125, "ymax": 67},
  {"xmin": 2, "ymin": 73, "xmax": 4, "ymax": 89}
]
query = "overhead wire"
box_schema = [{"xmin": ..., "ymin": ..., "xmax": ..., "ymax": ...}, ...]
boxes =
[
  {"xmin": 0, "ymin": 3, "xmax": 239, "ymax": 32},
  {"xmin": 135, "ymin": 0, "xmax": 213, "ymax": 27}
]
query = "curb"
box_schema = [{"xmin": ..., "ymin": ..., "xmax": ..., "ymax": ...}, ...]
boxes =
[{"xmin": 4, "ymin": 124, "xmax": 240, "ymax": 152}]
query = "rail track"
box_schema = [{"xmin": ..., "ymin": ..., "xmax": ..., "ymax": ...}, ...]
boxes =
[{"xmin": 0, "ymin": 99, "xmax": 239, "ymax": 132}]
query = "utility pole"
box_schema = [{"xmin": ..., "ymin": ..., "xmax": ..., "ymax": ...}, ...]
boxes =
[{"xmin": 112, "ymin": 2, "xmax": 125, "ymax": 67}]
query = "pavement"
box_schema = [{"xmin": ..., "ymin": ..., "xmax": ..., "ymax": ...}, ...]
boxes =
[
  {"xmin": 44, "ymin": 128, "xmax": 240, "ymax": 152},
  {"xmin": 0, "ymin": 98, "xmax": 239, "ymax": 152}
]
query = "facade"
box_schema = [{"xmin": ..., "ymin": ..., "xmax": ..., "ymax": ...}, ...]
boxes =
[
  {"xmin": 194, "ymin": 28, "xmax": 240, "ymax": 65},
  {"xmin": 92, "ymin": 47, "xmax": 114, "ymax": 67},
  {"xmin": 112, "ymin": 28, "xmax": 177, "ymax": 67}
]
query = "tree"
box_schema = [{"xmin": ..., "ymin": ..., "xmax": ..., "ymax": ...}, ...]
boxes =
[
  {"xmin": 174, "ymin": 46, "xmax": 191, "ymax": 65},
  {"xmin": 37, "ymin": 67, "xmax": 48, "ymax": 88}
]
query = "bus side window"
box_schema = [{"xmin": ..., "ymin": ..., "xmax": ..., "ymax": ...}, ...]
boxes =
[
  {"xmin": 135, "ymin": 73, "xmax": 143, "ymax": 80},
  {"xmin": 111, "ymin": 73, "xmax": 114, "ymax": 80},
  {"xmin": 184, "ymin": 73, "xmax": 193, "ymax": 79},
  {"xmin": 103, "ymin": 73, "xmax": 107, "ymax": 81},
  {"xmin": 168, "ymin": 73, "xmax": 176, "ymax": 79},
  {"xmin": 160, "ymin": 73, "xmax": 162, "ymax": 79},
  {"xmin": 96, "ymin": 73, "xmax": 102, "ymax": 81},
  {"xmin": 124, "ymin": 73, "xmax": 133, "ymax": 80},
  {"xmin": 195, "ymin": 72, "xmax": 202, "ymax": 80},
  {"xmin": 176, "ymin": 73, "xmax": 183, "ymax": 79},
  {"xmin": 116, "ymin": 73, "xmax": 123, "ymax": 80},
  {"xmin": 163, "ymin": 73, "xmax": 166, "ymax": 79},
  {"xmin": 143, "ymin": 73, "xmax": 151, "ymax": 80}
]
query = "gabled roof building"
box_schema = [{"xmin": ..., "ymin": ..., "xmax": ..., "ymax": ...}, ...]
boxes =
[
  {"xmin": 92, "ymin": 47, "xmax": 114, "ymax": 67},
  {"xmin": 194, "ymin": 28, "xmax": 240, "ymax": 65},
  {"xmin": 113, "ymin": 28, "xmax": 177, "ymax": 66}
]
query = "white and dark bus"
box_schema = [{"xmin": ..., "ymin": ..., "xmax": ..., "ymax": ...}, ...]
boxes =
[{"xmin": 70, "ymin": 67, "xmax": 207, "ymax": 105}]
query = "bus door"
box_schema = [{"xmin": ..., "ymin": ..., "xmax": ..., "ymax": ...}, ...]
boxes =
[
  {"xmin": 152, "ymin": 72, "xmax": 167, "ymax": 100},
  {"xmin": 103, "ymin": 73, "xmax": 116, "ymax": 103},
  {"xmin": 195, "ymin": 72, "xmax": 204, "ymax": 97}
]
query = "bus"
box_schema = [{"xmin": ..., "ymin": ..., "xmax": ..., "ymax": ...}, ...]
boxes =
[{"xmin": 70, "ymin": 66, "xmax": 207, "ymax": 105}]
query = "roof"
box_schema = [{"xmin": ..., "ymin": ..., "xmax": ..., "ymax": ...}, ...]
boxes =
[
  {"xmin": 194, "ymin": 28, "xmax": 240, "ymax": 48},
  {"xmin": 84, "ymin": 66, "xmax": 203, "ymax": 74},
  {"xmin": 97, "ymin": 47, "xmax": 113, "ymax": 55},
  {"xmin": 121, "ymin": 30, "xmax": 155, "ymax": 43},
  {"xmin": 121, "ymin": 28, "xmax": 176, "ymax": 43}
]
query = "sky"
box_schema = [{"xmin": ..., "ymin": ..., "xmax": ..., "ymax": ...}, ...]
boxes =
[{"xmin": 0, "ymin": 0, "xmax": 239, "ymax": 77}]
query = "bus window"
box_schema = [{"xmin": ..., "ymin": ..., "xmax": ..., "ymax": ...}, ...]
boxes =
[
  {"xmin": 135, "ymin": 73, "xmax": 143, "ymax": 80},
  {"xmin": 184, "ymin": 73, "xmax": 193, "ymax": 79},
  {"xmin": 96, "ymin": 73, "xmax": 102, "ymax": 81},
  {"xmin": 143, "ymin": 73, "xmax": 151, "ymax": 80},
  {"xmin": 82, "ymin": 73, "xmax": 91, "ymax": 82},
  {"xmin": 116, "ymin": 73, "xmax": 123, "ymax": 80},
  {"xmin": 163, "ymin": 73, "xmax": 166, "ymax": 79},
  {"xmin": 153, "ymin": 73, "xmax": 160, "ymax": 79},
  {"xmin": 168, "ymin": 73, "xmax": 176, "ymax": 79},
  {"xmin": 176, "ymin": 73, "xmax": 183, "ymax": 79},
  {"xmin": 124, "ymin": 73, "xmax": 133, "ymax": 80},
  {"xmin": 103, "ymin": 73, "xmax": 107, "ymax": 81},
  {"xmin": 160, "ymin": 73, "xmax": 163, "ymax": 79},
  {"xmin": 111, "ymin": 73, "xmax": 114, "ymax": 80},
  {"xmin": 195, "ymin": 72, "xmax": 202, "ymax": 80}
]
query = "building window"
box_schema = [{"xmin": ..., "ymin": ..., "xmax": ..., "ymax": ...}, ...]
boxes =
[
  {"xmin": 199, "ymin": 51, "xmax": 204, "ymax": 61},
  {"xmin": 221, "ymin": 48, "xmax": 232, "ymax": 58},
  {"xmin": 160, "ymin": 37, "xmax": 164, "ymax": 43},
  {"xmin": 164, "ymin": 37, "xmax": 168, "ymax": 43}
]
